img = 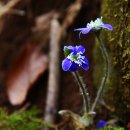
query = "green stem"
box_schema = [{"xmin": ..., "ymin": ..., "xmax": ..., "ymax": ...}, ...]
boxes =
[
  {"xmin": 91, "ymin": 33, "xmax": 109, "ymax": 112},
  {"xmin": 72, "ymin": 71, "xmax": 90, "ymax": 113}
]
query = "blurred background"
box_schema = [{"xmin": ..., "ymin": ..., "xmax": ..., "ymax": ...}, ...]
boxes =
[{"xmin": 0, "ymin": 0, "xmax": 130, "ymax": 130}]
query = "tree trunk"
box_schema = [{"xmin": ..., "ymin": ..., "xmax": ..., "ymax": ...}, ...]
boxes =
[{"xmin": 94, "ymin": 0, "xmax": 130, "ymax": 124}]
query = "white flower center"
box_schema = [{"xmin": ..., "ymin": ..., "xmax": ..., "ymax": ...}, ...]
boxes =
[
  {"xmin": 87, "ymin": 17, "xmax": 103, "ymax": 29},
  {"xmin": 67, "ymin": 52, "xmax": 85, "ymax": 66}
]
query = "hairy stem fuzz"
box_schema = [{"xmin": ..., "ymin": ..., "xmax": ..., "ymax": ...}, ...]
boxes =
[{"xmin": 72, "ymin": 71, "xmax": 90, "ymax": 113}]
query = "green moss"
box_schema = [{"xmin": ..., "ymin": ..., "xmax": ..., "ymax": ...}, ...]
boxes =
[
  {"xmin": 94, "ymin": 0, "xmax": 130, "ymax": 123},
  {"xmin": 99, "ymin": 125, "xmax": 124, "ymax": 130},
  {"xmin": 0, "ymin": 107, "xmax": 52, "ymax": 130}
]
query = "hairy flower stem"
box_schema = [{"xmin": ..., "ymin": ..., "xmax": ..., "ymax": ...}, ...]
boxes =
[
  {"xmin": 91, "ymin": 33, "xmax": 109, "ymax": 112},
  {"xmin": 72, "ymin": 71, "xmax": 90, "ymax": 113}
]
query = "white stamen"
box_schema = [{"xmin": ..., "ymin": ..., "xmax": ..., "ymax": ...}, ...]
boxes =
[
  {"xmin": 87, "ymin": 17, "xmax": 104, "ymax": 29},
  {"xmin": 67, "ymin": 52, "xmax": 85, "ymax": 66}
]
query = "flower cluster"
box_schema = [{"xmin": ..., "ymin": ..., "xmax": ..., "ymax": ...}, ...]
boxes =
[
  {"xmin": 62, "ymin": 45, "xmax": 89, "ymax": 72},
  {"xmin": 74, "ymin": 17, "xmax": 113, "ymax": 38},
  {"xmin": 62, "ymin": 17, "xmax": 113, "ymax": 72},
  {"xmin": 61, "ymin": 16, "xmax": 113, "ymax": 129}
]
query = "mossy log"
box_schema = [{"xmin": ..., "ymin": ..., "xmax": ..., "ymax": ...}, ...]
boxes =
[{"xmin": 94, "ymin": 0, "xmax": 130, "ymax": 124}]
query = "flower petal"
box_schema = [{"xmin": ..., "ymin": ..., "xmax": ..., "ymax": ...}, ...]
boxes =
[
  {"xmin": 83, "ymin": 57, "xmax": 89, "ymax": 64},
  {"xmin": 65, "ymin": 46, "xmax": 74, "ymax": 52},
  {"xmin": 69, "ymin": 62, "xmax": 79, "ymax": 72},
  {"xmin": 81, "ymin": 63, "xmax": 89, "ymax": 70},
  {"xmin": 81, "ymin": 57, "xmax": 89, "ymax": 70},
  {"xmin": 62, "ymin": 58, "xmax": 72, "ymax": 71},
  {"xmin": 76, "ymin": 45, "xmax": 85, "ymax": 53},
  {"xmin": 96, "ymin": 120, "xmax": 106, "ymax": 129},
  {"xmin": 74, "ymin": 27, "xmax": 92, "ymax": 38},
  {"xmin": 74, "ymin": 28, "xmax": 88, "ymax": 31},
  {"xmin": 81, "ymin": 27, "xmax": 93, "ymax": 34},
  {"xmin": 75, "ymin": 27, "xmax": 92, "ymax": 34},
  {"xmin": 100, "ymin": 24, "xmax": 113, "ymax": 30}
]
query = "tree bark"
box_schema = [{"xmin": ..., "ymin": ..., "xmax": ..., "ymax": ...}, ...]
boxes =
[{"xmin": 94, "ymin": 0, "xmax": 130, "ymax": 124}]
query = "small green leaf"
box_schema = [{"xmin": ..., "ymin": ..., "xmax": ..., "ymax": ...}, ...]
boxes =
[
  {"xmin": 64, "ymin": 47, "xmax": 71, "ymax": 57},
  {"xmin": 71, "ymin": 55, "xmax": 78, "ymax": 60}
]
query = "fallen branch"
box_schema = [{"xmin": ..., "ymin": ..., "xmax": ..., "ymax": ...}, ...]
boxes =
[
  {"xmin": 61, "ymin": 0, "xmax": 83, "ymax": 35},
  {"xmin": 0, "ymin": 0, "xmax": 22, "ymax": 18},
  {"xmin": 43, "ymin": 18, "xmax": 61, "ymax": 128},
  {"xmin": 43, "ymin": 0, "xmax": 83, "ymax": 129}
]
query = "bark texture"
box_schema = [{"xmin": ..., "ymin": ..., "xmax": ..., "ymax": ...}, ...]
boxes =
[{"xmin": 94, "ymin": 0, "xmax": 130, "ymax": 124}]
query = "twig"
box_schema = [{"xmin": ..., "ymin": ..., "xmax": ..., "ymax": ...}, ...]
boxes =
[
  {"xmin": 0, "ymin": 0, "xmax": 21, "ymax": 18},
  {"xmin": 43, "ymin": 18, "xmax": 61, "ymax": 130},
  {"xmin": 98, "ymin": 98, "xmax": 114, "ymax": 112},
  {"xmin": 9, "ymin": 9, "xmax": 25, "ymax": 16},
  {"xmin": 60, "ymin": 0, "xmax": 83, "ymax": 37}
]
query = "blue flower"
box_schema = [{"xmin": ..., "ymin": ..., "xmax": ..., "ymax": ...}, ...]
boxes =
[
  {"xmin": 62, "ymin": 45, "xmax": 89, "ymax": 72},
  {"xmin": 96, "ymin": 120, "xmax": 107, "ymax": 129},
  {"xmin": 74, "ymin": 17, "xmax": 113, "ymax": 38}
]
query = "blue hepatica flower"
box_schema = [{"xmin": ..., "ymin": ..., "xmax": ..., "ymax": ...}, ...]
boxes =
[
  {"xmin": 96, "ymin": 120, "xmax": 107, "ymax": 129},
  {"xmin": 74, "ymin": 17, "xmax": 113, "ymax": 38},
  {"xmin": 62, "ymin": 45, "xmax": 89, "ymax": 72}
]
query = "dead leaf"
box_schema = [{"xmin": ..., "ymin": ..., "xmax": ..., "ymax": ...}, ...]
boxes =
[{"xmin": 6, "ymin": 43, "xmax": 48, "ymax": 105}]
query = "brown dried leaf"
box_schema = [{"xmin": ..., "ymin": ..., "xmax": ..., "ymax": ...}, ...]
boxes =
[{"xmin": 6, "ymin": 43, "xmax": 48, "ymax": 105}]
